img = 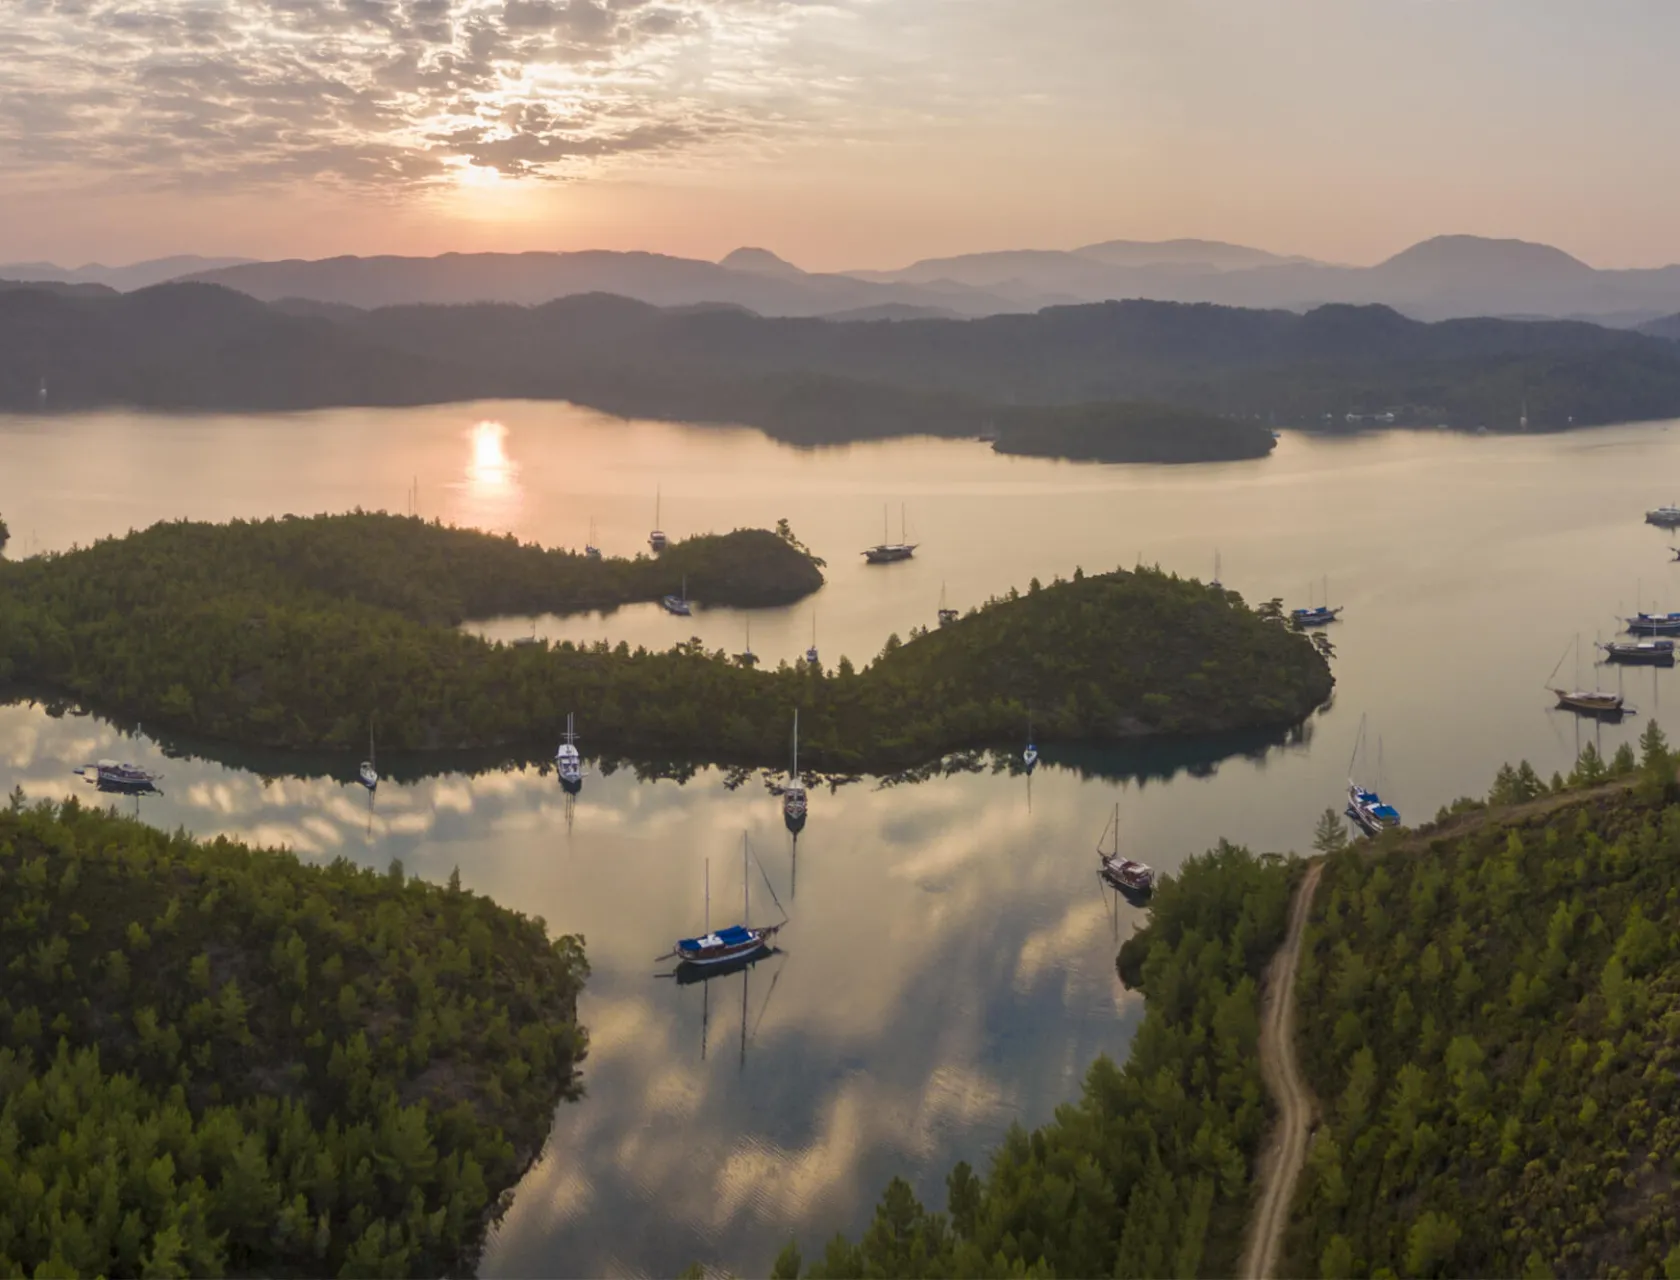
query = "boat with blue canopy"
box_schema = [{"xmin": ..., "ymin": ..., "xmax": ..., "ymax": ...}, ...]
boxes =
[
  {"xmin": 660, "ymin": 836, "xmax": 786, "ymax": 971},
  {"xmin": 1346, "ymin": 783, "xmax": 1401, "ymax": 837},
  {"xmin": 1626, "ymin": 611, "xmax": 1680, "ymax": 635}
]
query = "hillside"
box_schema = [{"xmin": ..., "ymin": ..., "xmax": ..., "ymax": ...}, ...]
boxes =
[
  {"xmin": 1284, "ymin": 735, "xmax": 1680, "ymax": 1277},
  {"xmin": 11, "ymin": 282, "xmax": 1680, "ymax": 438},
  {"xmin": 0, "ymin": 797, "xmax": 588, "ymax": 1276},
  {"xmin": 0, "ymin": 515, "xmax": 1332, "ymax": 767}
]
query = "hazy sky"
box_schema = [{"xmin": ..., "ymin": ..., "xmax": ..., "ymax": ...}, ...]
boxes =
[{"xmin": 7, "ymin": 0, "xmax": 1680, "ymax": 270}]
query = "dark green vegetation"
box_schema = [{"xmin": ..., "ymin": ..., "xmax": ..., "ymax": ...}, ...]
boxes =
[
  {"xmin": 0, "ymin": 796, "xmax": 588, "ymax": 1277},
  {"xmin": 1285, "ymin": 727, "xmax": 1680, "ymax": 1278},
  {"xmin": 991, "ymin": 401, "xmax": 1275, "ymax": 463},
  {"xmin": 9, "ymin": 282, "xmax": 1677, "ymax": 444},
  {"xmin": 0, "ymin": 513, "xmax": 1331, "ymax": 766},
  {"xmin": 769, "ymin": 845, "xmax": 1296, "ymax": 1279},
  {"xmin": 0, "ymin": 512, "xmax": 8, "ymax": 553}
]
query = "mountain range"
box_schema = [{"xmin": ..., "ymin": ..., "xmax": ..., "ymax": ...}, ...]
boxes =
[{"xmin": 17, "ymin": 236, "xmax": 1680, "ymax": 324}]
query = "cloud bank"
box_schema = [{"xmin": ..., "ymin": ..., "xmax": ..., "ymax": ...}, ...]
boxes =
[{"xmin": 0, "ymin": 0, "xmax": 847, "ymax": 192}]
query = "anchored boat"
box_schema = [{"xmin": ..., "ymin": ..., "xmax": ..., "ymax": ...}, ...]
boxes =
[
  {"xmin": 358, "ymin": 717, "xmax": 378, "ymax": 791},
  {"xmin": 662, "ymin": 575, "xmax": 692, "ymax": 616},
  {"xmin": 649, "ymin": 486, "xmax": 667, "ymax": 552},
  {"xmin": 863, "ymin": 503, "xmax": 917, "ymax": 564},
  {"xmin": 661, "ymin": 836, "xmax": 786, "ymax": 970},
  {"xmin": 1096, "ymin": 804, "xmax": 1155, "ymax": 897},
  {"xmin": 1626, "ymin": 611, "xmax": 1680, "ymax": 635},
  {"xmin": 1647, "ymin": 505, "xmax": 1680, "ymax": 527},
  {"xmin": 938, "ymin": 582, "xmax": 958, "ymax": 627},
  {"xmin": 1346, "ymin": 783, "xmax": 1401, "ymax": 837},
  {"xmin": 1599, "ymin": 638, "xmax": 1676, "ymax": 666},
  {"xmin": 1292, "ymin": 575, "xmax": 1342, "ymax": 627},
  {"xmin": 556, "ymin": 713, "xmax": 584, "ymax": 794},
  {"xmin": 782, "ymin": 710, "xmax": 807, "ymax": 834},
  {"xmin": 77, "ymin": 760, "xmax": 161, "ymax": 793}
]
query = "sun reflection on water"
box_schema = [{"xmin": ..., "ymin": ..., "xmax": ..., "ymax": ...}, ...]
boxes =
[{"xmin": 459, "ymin": 419, "xmax": 523, "ymax": 530}]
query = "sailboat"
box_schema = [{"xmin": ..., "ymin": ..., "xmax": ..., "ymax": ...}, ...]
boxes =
[
  {"xmin": 649, "ymin": 487, "xmax": 668, "ymax": 552},
  {"xmin": 1548, "ymin": 635, "xmax": 1626, "ymax": 717},
  {"xmin": 735, "ymin": 621, "xmax": 758, "ymax": 668},
  {"xmin": 863, "ymin": 503, "xmax": 917, "ymax": 564},
  {"xmin": 1097, "ymin": 804, "xmax": 1154, "ymax": 897},
  {"xmin": 556, "ymin": 713, "xmax": 584, "ymax": 794},
  {"xmin": 1023, "ymin": 710, "xmax": 1038, "ymax": 772},
  {"xmin": 661, "ymin": 837, "xmax": 785, "ymax": 970},
  {"xmin": 783, "ymin": 709, "xmax": 807, "ymax": 833},
  {"xmin": 1344, "ymin": 719, "xmax": 1400, "ymax": 836},
  {"xmin": 1647, "ymin": 504, "xmax": 1680, "ymax": 528},
  {"xmin": 662, "ymin": 575, "xmax": 692, "ymax": 616},
  {"xmin": 1210, "ymin": 551, "xmax": 1223, "ymax": 591},
  {"xmin": 805, "ymin": 615, "xmax": 820, "ymax": 667},
  {"xmin": 358, "ymin": 718, "xmax": 378, "ymax": 791},
  {"xmin": 1291, "ymin": 575, "xmax": 1342, "ymax": 627},
  {"xmin": 585, "ymin": 518, "xmax": 603, "ymax": 561},
  {"xmin": 938, "ymin": 582, "xmax": 959, "ymax": 627}
]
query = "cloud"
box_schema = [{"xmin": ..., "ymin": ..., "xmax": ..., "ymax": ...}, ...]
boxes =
[{"xmin": 0, "ymin": 0, "xmax": 858, "ymax": 192}]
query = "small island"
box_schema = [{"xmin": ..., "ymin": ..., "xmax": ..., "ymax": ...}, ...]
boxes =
[
  {"xmin": 0, "ymin": 795, "xmax": 589, "ymax": 1277},
  {"xmin": 0, "ymin": 513, "xmax": 1331, "ymax": 769},
  {"xmin": 992, "ymin": 401, "xmax": 1276, "ymax": 463}
]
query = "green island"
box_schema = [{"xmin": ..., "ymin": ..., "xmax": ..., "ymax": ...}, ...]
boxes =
[
  {"xmin": 768, "ymin": 843, "xmax": 1297, "ymax": 1279},
  {"xmin": 991, "ymin": 401, "xmax": 1275, "ymax": 464},
  {"xmin": 787, "ymin": 735, "xmax": 1680, "ymax": 1279},
  {"xmin": 0, "ymin": 794, "xmax": 588, "ymax": 1277},
  {"xmin": 0, "ymin": 513, "xmax": 1332, "ymax": 769}
]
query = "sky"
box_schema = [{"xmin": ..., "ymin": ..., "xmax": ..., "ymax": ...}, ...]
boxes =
[{"xmin": 6, "ymin": 0, "xmax": 1680, "ymax": 270}]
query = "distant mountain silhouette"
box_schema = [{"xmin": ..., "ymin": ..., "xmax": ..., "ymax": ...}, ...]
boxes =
[
  {"xmin": 718, "ymin": 246, "xmax": 808, "ymax": 280},
  {"xmin": 0, "ymin": 255, "xmax": 255, "ymax": 291},
  {"xmin": 1638, "ymin": 311, "xmax": 1680, "ymax": 341},
  {"xmin": 181, "ymin": 250, "xmax": 1018, "ymax": 318},
  {"xmin": 23, "ymin": 235, "xmax": 1680, "ymax": 322}
]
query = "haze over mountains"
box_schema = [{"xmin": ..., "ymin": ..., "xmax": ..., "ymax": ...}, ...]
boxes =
[{"xmin": 15, "ymin": 236, "xmax": 1680, "ymax": 324}]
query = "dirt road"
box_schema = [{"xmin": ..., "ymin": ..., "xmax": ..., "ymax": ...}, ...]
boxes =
[{"xmin": 1241, "ymin": 860, "xmax": 1323, "ymax": 1280}]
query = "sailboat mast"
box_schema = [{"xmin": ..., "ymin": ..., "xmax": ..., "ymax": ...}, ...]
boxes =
[
  {"xmin": 743, "ymin": 835, "xmax": 750, "ymax": 927},
  {"xmin": 704, "ymin": 857, "xmax": 710, "ymax": 932},
  {"xmin": 901, "ymin": 502, "xmax": 907, "ymax": 544},
  {"xmin": 792, "ymin": 708, "xmax": 799, "ymax": 778}
]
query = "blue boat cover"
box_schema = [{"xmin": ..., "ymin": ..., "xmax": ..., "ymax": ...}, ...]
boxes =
[
  {"xmin": 677, "ymin": 925, "xmax": 755, "ymax": 952},
  {"xmin": 1372, "ymin": 804, "xmax": 1400, "ymax": 821}
]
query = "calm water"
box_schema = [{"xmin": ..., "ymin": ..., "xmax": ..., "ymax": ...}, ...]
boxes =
[{"xmin": 5, "ymin": 402, "xmax": 1680, "ymax": 1275}]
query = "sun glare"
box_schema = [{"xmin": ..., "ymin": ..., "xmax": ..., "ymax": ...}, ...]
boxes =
[{"xmin": 469, "ymin": 419, "xmax": 512, "ymax": 482}]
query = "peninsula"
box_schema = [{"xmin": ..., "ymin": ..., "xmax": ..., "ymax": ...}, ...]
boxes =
[
  {"xmin": 0, "ymin": 796, "xmax": 589, "ymax": 1277},
  {"xmin": 0, "ymin": 513, "xmax": 1331, "ymax": 769}
]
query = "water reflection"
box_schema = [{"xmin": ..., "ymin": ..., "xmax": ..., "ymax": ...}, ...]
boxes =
[
  {"xmin": 3, "ymin": 698, "xmax": 1305, "ymax": 1276},
  {"xmin": 459, "ymin": 418, "xmax": 522, "ymax": 530}
]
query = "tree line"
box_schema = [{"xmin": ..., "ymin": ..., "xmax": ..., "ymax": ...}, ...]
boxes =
[{"xmin": 0, "ymin": 794, "xmax": 588, "ymax": 1277}]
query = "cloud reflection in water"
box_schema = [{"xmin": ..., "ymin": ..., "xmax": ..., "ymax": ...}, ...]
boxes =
[{"xmin": 0, "ymin": 698, "xmax": 1300, "ymax": 1277}]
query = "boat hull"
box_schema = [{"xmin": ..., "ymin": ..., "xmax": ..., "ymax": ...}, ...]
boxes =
[
  {"xmin": 1291, "ymin": 607, "xmax": 1342, "ymax": 627},
  {"xmin": 661, "ymin": 596, "xmax": 692, "ymax": 616},
  {"xmin": 1600, "ymin": 644, "xmax": 1675, "ymax": 666},
  {"xmin": 863, "ymin": 544, "xmax": 916, "ymax": 564},
  {"xmin": 675, "ymin": 926, "xmax": 778, "ymax": 968},
  {"xmin": 1099, "ymin": 855, "xmax": 1155, "ymax": 896},
  {"xmin": 1553, "ymin": 689, "xmax": 1627, "ymax": 717}
]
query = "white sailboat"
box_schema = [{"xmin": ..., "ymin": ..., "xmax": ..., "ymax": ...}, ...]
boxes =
[
  {"xmin": 805, "ymin": 615, "xmax": 819, "ymax": 667},
  {"xmin": 783, "ymin": 709, "xmax": 807, "ymax": 833},
  {"xmin": 649, "ymin": 486, "xmax": 667, "ymax": 552},
  {"xmin": 662, "ymin": 575, "xmax": 692, "ymax": 616},
  {"xmin": 863, "ymin": 503, "xmax": 917, "ymax": 563},
  {"xmin": 358, "ymin": 718, "xmax": 378, "ymax": 791},
  {"xmin": 556, "ymin": 712, "xmax": 584, "ymax": 794},
  {"xmin": 1023, "ymin": 711, "xmax": 1038, "ymax": 772}
]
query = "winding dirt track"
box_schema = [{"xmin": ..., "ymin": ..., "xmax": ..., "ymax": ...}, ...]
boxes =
[{"xmin": 1241, "ymin": 860, "xmax": 1323, "ymax": 1280}]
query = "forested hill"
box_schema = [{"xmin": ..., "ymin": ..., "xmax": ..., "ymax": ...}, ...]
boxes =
[
  {"xmin": 0, "ymin": 796, "xmax": 589, "ymax": 1277},
  {"xmin": 1286, "ymin": 731, "xmax": 1680, "ymax": 1277},
  {"xmin": 7, "ymin": 281, "xmax": 1680, "ymax": 441},
  {"xmin": 0, "ymin": 514, "xmax": 1331, "ymax": 767}
]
